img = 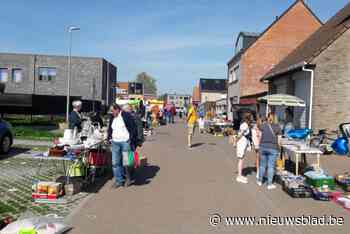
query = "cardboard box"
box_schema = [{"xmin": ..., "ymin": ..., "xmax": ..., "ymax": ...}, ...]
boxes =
[{"xmin": 64, "ymin": 179, "xmax": 83, "ymax": 196}]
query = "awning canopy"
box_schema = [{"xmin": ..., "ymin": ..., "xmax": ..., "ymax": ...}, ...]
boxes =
[{"xmin": 258, "ymin": 94, "xmax": 306, "ymax": 107}]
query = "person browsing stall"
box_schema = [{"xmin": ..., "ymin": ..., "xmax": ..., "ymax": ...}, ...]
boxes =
[
  {"xmin": 108, "ymin": 104, "xmax": 137, "ymax": 188},
  {"xmin": 257, "ymin": 112, "xmax": 282, "ymax": 190},
  {"xmin": 235, "ymin": 113, "xmax": 252, "ymax": 184},
  {"xmin": 69, "ymin": 100, "xmax": 83, "ymax": 132}
]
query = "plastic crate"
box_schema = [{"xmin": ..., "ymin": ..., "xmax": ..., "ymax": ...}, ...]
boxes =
[{"xmin": 305, "ymin": 176, "xmax": 335, "ymax": 190}]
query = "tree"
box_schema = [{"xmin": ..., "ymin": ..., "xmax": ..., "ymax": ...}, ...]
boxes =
[{"xmin": 135, "ymin": 72, "xmax": 157, "ymax": 96}]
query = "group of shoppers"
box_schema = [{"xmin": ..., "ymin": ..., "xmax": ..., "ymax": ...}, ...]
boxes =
[{"xmin": 235, "ymin": 109, "xmax": 294, "ymax": 190}]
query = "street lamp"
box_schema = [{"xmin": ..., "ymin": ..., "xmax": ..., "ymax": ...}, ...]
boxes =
[{"xmin": 66, "ymin": 26, "xmax": 80, "ymax": 122}]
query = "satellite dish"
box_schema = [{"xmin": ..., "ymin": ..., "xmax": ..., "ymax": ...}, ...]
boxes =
[{"xmin": 0, "ymin": 83, "xmax": 5, "ymax": 94}]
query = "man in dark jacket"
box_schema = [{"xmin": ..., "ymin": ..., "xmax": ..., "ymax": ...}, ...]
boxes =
[
  {"xmin": 108, "ymin": 104, "xmax": 137, "ymax": 188},
  {"xmin": 69, "ymin": 100, "xmax": 83, "ymax": 132}
]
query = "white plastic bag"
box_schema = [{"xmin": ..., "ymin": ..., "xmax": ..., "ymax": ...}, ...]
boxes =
[{"xmin": 0, "ymin": 213, "xmax": 71, "ymax": 234}]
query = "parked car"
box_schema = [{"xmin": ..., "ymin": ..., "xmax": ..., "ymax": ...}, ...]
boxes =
[{"xmin": 0, "ymin": 119, "xmax": 13, "ymax": 154}]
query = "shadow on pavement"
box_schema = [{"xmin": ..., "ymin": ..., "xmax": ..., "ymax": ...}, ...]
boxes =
[
  {"xmin": 0, "ymin": 147, "xmax": 31, "ymax": 160},
  {"xmin": 85, "ymin": 172, "xmax": 113, "ymax": 193},
  {"xmin": 242, "ymin": 166, "xmax": 256, "ymax": 176},
  {"xmin": 132, "ymin": 165, "xmax": 160, "ymax": 186},
  {"xmin": 191, "ymin": 143, "xmax": 205, "ymax": 148}
]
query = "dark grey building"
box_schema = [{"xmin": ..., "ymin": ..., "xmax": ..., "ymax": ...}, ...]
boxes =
[{"xmin": 0, "ymin": 52, "xmax": 117, "ymax": 114}]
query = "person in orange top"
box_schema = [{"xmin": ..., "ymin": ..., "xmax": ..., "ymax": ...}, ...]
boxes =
[
  {"xmin": 187, "ymin": 104, "xmax": 198, "ymax": 148},
  {"xmin": 151, "ymin": 105, "xmax": 160, "ymax": 129}
]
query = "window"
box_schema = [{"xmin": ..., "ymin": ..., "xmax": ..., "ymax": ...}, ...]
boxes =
[
  {"xmin": 0, "ymin": 68, "xmax": 9, "ymax": 83},
  {"xmin": 39, "ymin": 67, "xmax": 57, "ymax": 82},
  {"xmin": 229, "ymin": 68, "xmax": 234, "ymax": 83},
  {"xmin": 235, "ymin": 36, "xmax": 244, "ymax": 54},
  {"xmin": 229, "ymin": 65, "xmax": 240, "ymax": 83},
  {"xmin": 12, "ymin": 69, "xmax": 23, "ymax": 83},
  {"xmin": 233, "ymin": 66, "xmax": 240, "ymax": 82}
]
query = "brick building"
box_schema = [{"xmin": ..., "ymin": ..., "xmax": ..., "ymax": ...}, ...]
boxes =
[
  {"xmin": 262, "ymin": 2, "xmax": 350, "ymax": 130},
  {"xmin": 0, "ymin": 52, "xmax": 117, "ymax": 114},
  {"xmin": 227, "ymin": 0, "xmax": 322, "ymax": 121}
]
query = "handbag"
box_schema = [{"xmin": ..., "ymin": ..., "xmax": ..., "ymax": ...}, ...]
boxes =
[{"xmin": 268, "ymin": 124, "xmax": 281, "ymax": 148}]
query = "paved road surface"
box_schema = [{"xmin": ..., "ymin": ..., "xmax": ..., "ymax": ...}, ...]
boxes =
[{"xmin": 69, "ymin": 120, "xmax": 349, "ymax": 234}]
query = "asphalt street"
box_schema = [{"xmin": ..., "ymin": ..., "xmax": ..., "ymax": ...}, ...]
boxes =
[{"xmin": 69, "ymin": 120, "xmax": 350, "ymax": 234}]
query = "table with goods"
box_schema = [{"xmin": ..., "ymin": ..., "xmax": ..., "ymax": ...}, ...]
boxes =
[
  {"xmin": 31, "ymin": 119, "xmax": 110, "ymax": 203},
  {"xmin": 206, "ymin": 120, "xmax": 233, "ymax": 136},
  {"xmin": 276, "ymin": 129, "xmax": 350, "ymax": 211}
]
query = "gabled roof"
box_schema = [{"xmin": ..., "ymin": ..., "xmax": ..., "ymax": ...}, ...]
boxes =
[
  {"xmin": 199, "ymin": 78, "xmax": 227, "ymax": 92},
  {"xmin": 262, "ymin": 1, "xmax": 350, "ymax": 81},
  {"xmin": 227, "ymin": 0, "xmax": 323, "ymax": 66}
]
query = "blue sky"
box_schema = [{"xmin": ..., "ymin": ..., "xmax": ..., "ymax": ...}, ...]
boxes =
[{"xmin": 1, "ymin": 0, "xmax": 349, "ymax": 94}]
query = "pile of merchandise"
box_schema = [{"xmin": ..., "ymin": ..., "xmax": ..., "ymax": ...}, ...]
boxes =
[
  {"xmin": 335, "ymin": 173, "xmax": 350, "ymax": 192},
  {"xmin": 333, "ymin": 173, "xmax": 350, "ymax": 210},
  {"xmin": 32, "ymin": 181, "xmax": 64, "ymax": 201},
  {"xmin": 0, "ymin": 213, "xmax": 70, "ymax": 234},
  {"xmin": 304, "ymin": 168, "xmax": 336, "ymax": 201},
  {"xmin": 276, "ymin": 170, "xmax": 312, "ymax": 198},
  {"xmin": 276, "ymin": 163, "xmax": 350, "ymax": 212}
]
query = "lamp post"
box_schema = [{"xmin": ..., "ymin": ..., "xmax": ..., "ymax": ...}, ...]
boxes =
[{"xmin": 66, "ymin": 26, "xmax": 80, "ymax": 122}]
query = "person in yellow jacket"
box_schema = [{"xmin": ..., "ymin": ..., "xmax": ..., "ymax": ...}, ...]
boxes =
[{"xmin": 187, "ymin": 104, "xmax": 198, "ymax": 148}]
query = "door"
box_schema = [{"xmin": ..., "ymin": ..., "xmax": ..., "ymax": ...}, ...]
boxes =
[{"xmin": 293, "ymin": 73, "xmax": 311, "ymax": 128}]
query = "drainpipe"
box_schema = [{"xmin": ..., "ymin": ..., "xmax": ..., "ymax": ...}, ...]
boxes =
[{"xmin": 302, "ymin": 64, "xmax": 314, "ymax": 130}]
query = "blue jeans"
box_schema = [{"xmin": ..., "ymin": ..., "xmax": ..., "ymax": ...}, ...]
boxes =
[
  {"xmin": 167, "ymin": 113, "xmax": 173, "ymax": 124},
  {"xmin": 259, "ymin": 147, "xmax": 279, "ymax": 185},
  {"xmin": 111, "ymin": 141, "xmax": 130, "ymax": 185}
]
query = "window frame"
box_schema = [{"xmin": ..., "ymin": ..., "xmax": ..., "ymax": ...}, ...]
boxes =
[
  {"xmin": 229, "ymin": 65, "xmax": 240, "ymax": 84},
  {"xmin": 0, "ymin": 68, "xmax": 9, "ymax": 83},
  {"xmin": 38, "ymin": 67, "xmax": 57, "ymax": 82},
  {"xmin": 12, "ymin": 68, "xmax": 23, "ymax": 83}
]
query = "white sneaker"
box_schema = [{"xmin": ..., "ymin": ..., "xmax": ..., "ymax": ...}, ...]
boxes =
[
  {"xmin": 256, "ymin": 173, "xmax": 259, "ymax": 179},
  {"xmin": 256, "ymin": 181, "xmax": 263, "ymax": 186},
  {"xmin": 267, "ymin": 184, "xmax": 277, "ymax": 190},
  {"xmin": 236, "ymin": 176, "xmax": 248, "ymax": 184}
]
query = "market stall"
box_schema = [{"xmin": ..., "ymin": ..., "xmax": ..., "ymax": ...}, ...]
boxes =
[
  {"xmin": 258, "ymin": 95, "xmax": 350, "ymax": 208},
  {"xmin": 31, "ymin": 118, "xmax": 110, "ymax": 203},
  {"xmin": 208, "ymin": 121, "xmax": 233, "ymax": 136},
  {"xmin": 257, "ymin": 94, "xmax": 317, "ymax": 171}
]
